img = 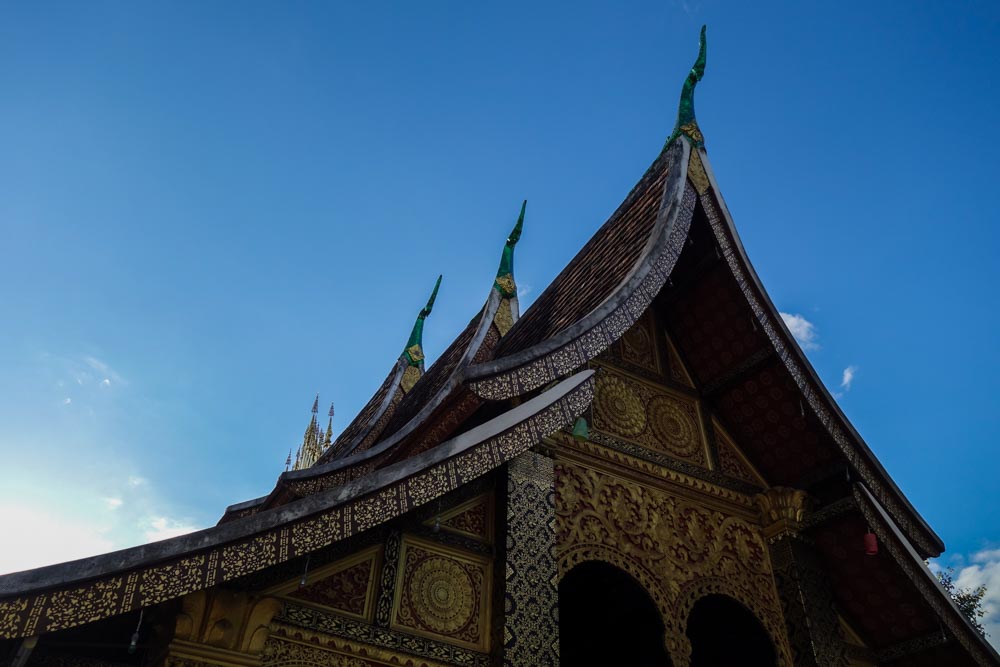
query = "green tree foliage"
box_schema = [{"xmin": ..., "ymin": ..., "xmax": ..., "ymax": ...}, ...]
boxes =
[{"xmin": 936, "ymin": 567, "xmax": 988, "ymax": 637}]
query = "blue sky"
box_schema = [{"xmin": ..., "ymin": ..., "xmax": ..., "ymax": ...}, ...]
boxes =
[{"xmin": 1, "ymin": 0, "xmax": 998, "ymax": 639}]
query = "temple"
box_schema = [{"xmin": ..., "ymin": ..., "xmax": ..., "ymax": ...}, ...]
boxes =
[{"xmin": 1, "ymin": 27, "xmax": 996, "ymax": 667}]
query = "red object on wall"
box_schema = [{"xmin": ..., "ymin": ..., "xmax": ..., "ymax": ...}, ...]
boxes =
[{"xmin": 864, "ymin": 532, "xmax": 878, "ymax": 556}]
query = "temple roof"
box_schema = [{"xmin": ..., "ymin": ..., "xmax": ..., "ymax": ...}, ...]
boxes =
[{"xmin": 0, "ymin": 28, "xmax": 994, "ymax": 665}]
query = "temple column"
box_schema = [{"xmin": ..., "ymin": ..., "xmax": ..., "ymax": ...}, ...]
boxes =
[
  {"xmin": 758, "ymin": 488, "xmax": 848, "ymax": 667},
  {"xmin": 502, "ymin": 451, "xmax": 559, "ymax": 666}
]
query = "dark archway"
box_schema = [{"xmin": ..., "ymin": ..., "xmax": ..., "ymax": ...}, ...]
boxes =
[
  {"xmin": 686, "ymin": 594, "xmax": 776, "ymax": 667},
  {"xmin": 560, "ymin": 561, "xmax": 673, "ymax": 666}
]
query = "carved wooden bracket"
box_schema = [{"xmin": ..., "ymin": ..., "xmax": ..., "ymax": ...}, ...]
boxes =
[{"xmin": 756, "ymin": 487, "xmax": 811, "ymax": 541}]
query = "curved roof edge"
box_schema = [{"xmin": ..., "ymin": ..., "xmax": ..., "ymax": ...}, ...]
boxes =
[
  {"xmin": 230, "ymin": 288, "xmax": 504, "ymax": 515},
  {"xmin": 0, "ymin": 370, "xmax": 595, "ymax": 639},
  {"xmin": 694, "ymin": 146, "xmax": 944, "ymax": 558},
  {"xmin": 856, "ymin": 484, "xmax": 1000, "ymax": 665},
  {"xmin": 465, "ymin": 138, "xmax": 696, "ymax": 400},
  {"xmin": 325, "ymin": 358, "xmax": 407, "ymax": 460}
]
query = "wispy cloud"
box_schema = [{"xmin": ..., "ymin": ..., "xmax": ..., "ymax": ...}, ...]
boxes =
[
  {"xmin": 62, "ymin": 397, "xmax": 72, "ymax": 405},
  {"xmin": 144, "ymin": 517, "xmax": 198, "ymax": 542},
  {"xmin": 0, "ymin": 504, "xmax": 116, "ymax": 574},
  {"xmin": 841, "ymin": 365, "xmax": 858, "ymax": 391},
  {"xmin": 780, "ymin": 312, "xmax": 820, "ymax": 350},
  {"xmin": 0, "ymin": 472, "xmax": 204, "ymax": 574}
]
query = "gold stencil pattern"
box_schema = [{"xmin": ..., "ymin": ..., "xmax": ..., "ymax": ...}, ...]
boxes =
[
  {"xmin": 45, "ymin": 579, "xmax": 122, "ymax": 631},
  {"xmin": 141, "ymin": 556, "xmax": 206, "ymax": 606}
]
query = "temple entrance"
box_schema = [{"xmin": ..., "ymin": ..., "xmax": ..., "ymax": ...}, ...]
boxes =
[
  {"xmin": 686, "ymin": 594, "xmax": 776, "ymax": 666},
  {"xmin": 559, "ymin": 561, "xmax": 673, "ymax": 666}
]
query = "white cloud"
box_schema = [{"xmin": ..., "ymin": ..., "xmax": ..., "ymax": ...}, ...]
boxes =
[
  {"xmin": 954, "ymin": 548, "xmax": 1000, "ymax": 649},
  {"xmin": 62, "ymin": 397, "xmax": 72, "ymax": 405},
  {"xmin": 841, "ymin": 365, "xmax": 858, "ymax": 391},
  {"xmin": 0, "ymin": 504, "xmax": 116, "ymax": 574},
  {"xmin": 127, "ymin": 475, "xmax": 147, "ymax": 487},
  {"xmin": 104, "ymin": 497, "xmax": 123, "ymax": 510},
  {"xmin": 144, "ymin": 517, "xmax": 197, "ymax": 542},
  {"xmin": 84, "ymin": 356, "xmax": 126, "ymax": 386},
  {"xmin": 100, "ymin": 378, "xmax": 111, "ymax": 387},
  {"xmin": 780, "ymin": 312, "xmax": 820, "ymax": 350},
  {"xmin": 517, "ymin": 283, "xmax": 532, "ymax": 299}
]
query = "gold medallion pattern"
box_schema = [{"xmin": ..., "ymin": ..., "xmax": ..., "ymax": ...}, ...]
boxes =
[
  {"xmin": 391, "ymin": 537, "xmax": 490, "ymax": 650},
  {"xmin": 409, "ymin": 557, "xmax": 475, "ymax": 634},
  {"xmin": 647, "ymin": 395, "xmax": 700, "ymax": 459},
  {"xmin": 593, "ymin": 367, "xmax": 706, "ymax": 466},
  {"xmin": 594, "ymin": 374, "xmax": 646, "ymax": 437}
]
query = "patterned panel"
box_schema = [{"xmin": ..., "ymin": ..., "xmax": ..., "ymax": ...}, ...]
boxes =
[
  {"xmin": 769, "ymin": 537, "xmax": 849, "ymax": 667},
  {"xmin": 713, "ymin": 419, "xmax": 767, "ymax": 487},
  {"xmin": 278, "ymin": 602, "xmax": 490, "ymax": 667},
  {"xmin": 263, "ymin": 633, "xmax": 451, "ymax": 667},
  {"xmin": 619, "ymin": 312, "xmax": 660, "ymax": 373},
  {"xmin": 423, "ymin": 494, "xmax": 494, "ymax": 544},
  {"xmin": 503, "ymin": 451, "xmax": 559, "ymax": 666},
  {"xmin": 391, "ymin": 536, "xmax": 491, "ymax": 651},
  {"xmin": 286, "ymin": 548, "xmax": 380, "ymax": 621},
  {"xmin": 555, "ymin": 461, "xmax": 794, "ymax": 665},
  {"xmin": 592, "ymin": 366, "xmax": 707, "ymax": 467}
]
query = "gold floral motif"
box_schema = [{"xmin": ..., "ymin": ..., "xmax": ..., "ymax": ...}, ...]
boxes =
[
  {"xmin": 494, "ymin": 274, "xmax": 516, "ymax": 298},
  {"xmin": 679, "ymin": 121, "xmax": 704, "ymax": 145},
  {"xmin": 555, "ymin": 462, "xmax": 793, "ymax": 665},
  {"xmin": 401, "ymin": 364, "xmax": 422, "ymax": 393},
  {"xmin": 406, "ymin": 344, "xmax": 425, "ymax": 364},
  {"xmin": 620, "ymin": 315, "xmax": 658, "ymax": 371},
  {"xmin": 291, "ymin": 509, "xmax": 342, "ymax": 554},
  {"xmin": 141, "ymin": 555, "xmax": 206, "ymax": 606},
  {"xmin": 594, "ymin": 374, "xmax": 646, "ymax": 437},
  {"xmin": 45, "ymin": 578, "xmax": 122, "ymax": 632},
  {"xmin": 494, "ymin": 298, "xmax": 515, "ymax": 336},
  {"xmin": 221, "ymin": 534, "xmax": 277, "ymax": 581},
  {"xmin": 0, "ymin": 598, "xmax": 28, "ymax": 638},
  {"xmin": 687, "ymin": 149, "xmax": 711, "ymax": 195}
]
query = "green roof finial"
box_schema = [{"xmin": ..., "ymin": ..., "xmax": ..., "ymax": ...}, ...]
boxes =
[
  {"xmin": 404, "ymin": 274, "xmax": 442, "ymax": 366},
  {"xmin": 666, "ymin": 25, "xmax": 707, "ymax": 148},
  {"xmin": 495, "ymin": 200, "xmax": 526, "ymax": 298}
]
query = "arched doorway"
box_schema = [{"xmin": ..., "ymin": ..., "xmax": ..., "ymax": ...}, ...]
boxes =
[
  {"xmin": 560, "ymin": 561, "xmax": 673, "ymax": 666},
  {"xmin": 686, "ymin": 594, "xmax": 776, "ymax": 666}
]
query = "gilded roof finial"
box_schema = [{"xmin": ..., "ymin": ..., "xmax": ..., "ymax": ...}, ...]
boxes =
[
  {"xmin": 666, "ymin": 25, "xmax": 707, "ymax": 149},
  {"xmin": 404, "ymin": 275, "xmax": 443, "ymax": 367},
  {"xmin": 311, "ymin": 393, "xmax": 319, "ymax": 414},
  {"xmin": 494, "ymin": 200, "xmax": 526, "ymax": 298}
]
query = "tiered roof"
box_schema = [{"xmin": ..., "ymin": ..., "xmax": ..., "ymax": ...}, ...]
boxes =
[{"xmin": 0, "ymin": 27, "xmax": 995, "ymax": 666}]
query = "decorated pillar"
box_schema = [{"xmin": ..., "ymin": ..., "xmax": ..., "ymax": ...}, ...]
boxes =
[
  {"xmin": 503, "ymin": 451, "xmax": 559, "ymax": 666},
  {"xmin": 758, "ymin": 488, "xmax": 848, "ymax": 667}
]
